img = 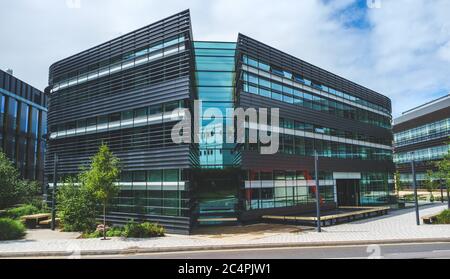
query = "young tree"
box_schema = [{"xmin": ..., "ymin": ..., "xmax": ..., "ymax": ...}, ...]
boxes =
[
  {"xmin": 436, "ymin": 147, "xmax": 450, "ymax": 208},
  {"xmin": 394, "ymin": 171, "xmax": 404, "ymax": 199},
  {"xmin": 82, "ymin": 144, "xmax": 120, "ymax": 239},
  {"xmin": 424, "ymin": 170, "xmax": 438, "ymax": 202}
]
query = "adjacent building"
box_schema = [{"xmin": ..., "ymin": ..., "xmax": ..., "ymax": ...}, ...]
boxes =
[
  {"xmin": 46, "ymin": 10, "xmax": 395, "ymax": 234},
  {"xmin": 394, "ymin": 94, "xmax": 450, "ymax": 188},
  {"xmin": 0, "ymin": 69, "xmax": 47, "ymax": 182}
]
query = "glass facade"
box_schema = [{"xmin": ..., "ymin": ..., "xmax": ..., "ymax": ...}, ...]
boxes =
[
  {"xmin": 49, "ymin": 100, "xmax": 183, "ymax": 139},
  {"xmin": 244, "ymin": 132, "xmax": 392, "ymax": 161},
  {"xmin": 244, "ymin": 170, "xmax": 335, "ymax": 210},
  {"xmin": 114, "ymin": 169, "xmax": 189, "ymax": 217},
  {"xmin": 0, "ymin": 70, "xmax": 47, "ymax": 182},
  {"xmin": 394, "ymin": 145, "xmax": 450, "ymax": 164},
  {"xmin": 360, "ymin": 172, "xmax": 395, "ymax": 205},
  {"xmin": 393, "ymin": 95, "xmax": 450, "ymax": 190},
  {"xmin": 242, "ymin": 58, "xmax": 391, "ymax": 129},
  {"xmin": 194, "ymin": 42, "xmax": 237, "ymax": 168},
  {"xmin": 244, "ymin": 170, "xmax": 394, "ymax": 209},
  {"xmin": 394, "ymin": 118, "xmax": 450, "ymax": 147}
]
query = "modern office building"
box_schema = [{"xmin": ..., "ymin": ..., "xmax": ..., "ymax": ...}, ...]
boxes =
[
  {"xmin": 394, "ymin": 94, "xmax": 450, "ymax": 188},
  {"xmin": 0, "ymin": 69, "xmax": 47, "ymax": 182},
  {"xmin": 46, "ymin": 10, "xmax": 394, "ymax": 234}
]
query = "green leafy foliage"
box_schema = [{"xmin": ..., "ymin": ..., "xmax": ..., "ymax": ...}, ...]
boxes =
[
  {"xmin": 56, "ymin": 144, "xmax": 121, "ymax": 234},
  {"xmin": 81, "ymin": 144, "xmax": 120, "ymax": 238},
  {"xmin": 424, "ymin": 170, "xmax": 439, "ymax": 202},
  {"xmin": 123, "ymin": 221, "xmax": 165, "ymax": 238},
  {"xmin": 57, "ymin": 177, "xmax": 98, "ymax": 232},
  {"xmin": 0, "ymin": 151, "xmax": 42, "ymax": 209},
  {"xmin": 435, "ymin": 146, "xmax": 450, "ymax": 190},
  {"xmin": 3, "ymin": 205, "xmax": 42, "ymax": 220},
  {"xmin": 82, "ymin": 222, "xmax": 165, "ymax": 239},
  {"xmin": 82, "ymin": 226, "xmax": 125, "ymax": 238},
  {"xmin": 0, "ymin": 218, "xmax": 26, "ymax": 240},
  {"xmin": 436, "ymin": 210, "xmax": 450, "ymax": 224}
]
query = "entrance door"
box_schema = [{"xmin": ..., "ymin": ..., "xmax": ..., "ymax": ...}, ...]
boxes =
[
  {"xmin": 193, "ymin": 169, "xmax": 240, "ymax": 225},
  {"xmin": 336, "ymin": 179, "xmax": 360, "ymax": 206}
]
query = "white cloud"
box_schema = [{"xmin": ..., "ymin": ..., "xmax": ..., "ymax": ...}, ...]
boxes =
[{"xmin": 0, "ymin": 0, "xmax": 449, "ymax": 117}]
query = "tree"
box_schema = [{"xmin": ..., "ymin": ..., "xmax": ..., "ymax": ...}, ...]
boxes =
[
  {"xmin": 82, "ymin": 144, "xmax": 120, "ymax": 239},
  {"xmin": 424, "ymin": 170, "xmax": 438, "ymax": 202},
  {"xmin": 435, "ymin": 146, "xmax": 450, "ymax": 208},
  {"xmin": 57, "ymin": 176, "xmax": 97, "ymax": 232},
  {"xmin": 0, "ymin": 150, "xmax": 42, "ymax": 209},
  {"xmin": 394, "ymin": 171, "xmax": 404, "ymax": 199},
  {"xmin": 436, "ymin": 149, "xmax": 450, "ymax": 185},
  {"xmin": 0, "ymin": 151, "xmax": 21, "ymax": 208}
]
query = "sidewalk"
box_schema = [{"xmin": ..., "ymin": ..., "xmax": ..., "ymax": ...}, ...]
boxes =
[{"xmin": 0, "ymin": 204, "xmax": 449, "ymax": 258}]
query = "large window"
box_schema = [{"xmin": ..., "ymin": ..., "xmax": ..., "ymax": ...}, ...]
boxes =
[
  {"xmin": 394, "ymin": 145, "xmax": 450, "ymax": 164},
  {"xmin": 394, "ymin": 118, "xmax": 450, "ymax": 147},
  {"xmin": 242, "ymin": 71, "xmax": 391, "ymax": 129},
  {"xmin": 242, "ymin": 55, "xmax": 391, "ymax": 120},
  {"xmin": 194, "ymin": 41, "xmax": 237, "ymax": 168},
  {"xmin": 111, "ymin": 169, "xmax": 188, "ymax": 217},
  {"xmin": 244, "ymin": 170, "xmax": 335, "ymax": 210},
  {"xmin": 50, "ymin": 100, "xmax": 184, "ymax": 139}
]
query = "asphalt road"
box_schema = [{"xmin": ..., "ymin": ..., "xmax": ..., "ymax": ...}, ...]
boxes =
[{"xmin": 83, "ymin": 242, "xmax": 450, "ymax": 259}]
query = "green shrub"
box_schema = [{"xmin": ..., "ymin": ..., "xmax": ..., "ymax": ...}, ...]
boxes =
[
  {"xmin": 0, "ymin": 218, "xmax": 26, "ymax": 240},
  {"xmin": 436, "ymin": 210, "xmax": 450, "ymax": 224},
  {"xmin": 81, "ymin": 222, "xmax": 165, "ymax": 239},
  {"xmin": 57, "ymin": 178, "xmax": 98, "ymax": 233},
  {"xmin": 123, "ymin": 221, "xmax": 165, "ymax": 238},
  {"xmin": 4, "ymin": 205, "xmax": 42, "ymax": 220},
  {"xmin": 82, "ymin": 226, "xmax": 125, "ymax": 238},
  {"xmin": 0, "ymin": 151, "xmax": 42, "ymax": 209}
]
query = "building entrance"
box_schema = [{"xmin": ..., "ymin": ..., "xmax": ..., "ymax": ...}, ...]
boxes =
[{"xmin": 336, "ymin": 179, "xmax": 360, "ymax": 206}]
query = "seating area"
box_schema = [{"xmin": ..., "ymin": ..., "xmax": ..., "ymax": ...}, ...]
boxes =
[
  {"xmin": 262, "ymin": 206, "xmax": 390, "ymax": 227},
  {"xmin": 21, "ymin": 214, "xmax": 60, "ymax": 229},
  {"xmin": 421, "ymin": 214, "xmax": 440, "ymax": 224}
]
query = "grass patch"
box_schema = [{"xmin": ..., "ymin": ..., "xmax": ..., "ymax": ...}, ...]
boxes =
[
  {"xmin": 436, "ymin": 210, "xmax": 450, "ymax": 224},
  {"xmin": 1, "ymin": 204, "xmax": 46, "ymax": 220},
  {"xmin": 0, "ymin": 218, "xmax": 26, "ymax": 240}
]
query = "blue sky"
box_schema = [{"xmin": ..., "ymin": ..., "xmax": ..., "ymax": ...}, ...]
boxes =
[{"xmin": 1, "ymin": 0, "xmax": 449, "ymax": 117}]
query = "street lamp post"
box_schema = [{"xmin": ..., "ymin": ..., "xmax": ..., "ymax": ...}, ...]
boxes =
[
  {"xmin": 51, "ymin": 153, "xmax": 58, "ymax": 231},
  {"xmin": 411, "ymin": 158, "xmax": 420, "ymax": 226},
  {"xmin": 314, "ymin": 150, "xmax": 321, "ymax": 233}
]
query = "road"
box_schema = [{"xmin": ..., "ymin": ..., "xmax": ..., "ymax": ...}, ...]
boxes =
[{"xmin": 83, "ymin": 242, "xmax": 450, "ymax": 259}]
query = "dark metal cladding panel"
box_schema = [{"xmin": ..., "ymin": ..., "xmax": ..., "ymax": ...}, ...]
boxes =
[
  {"xmin": 240, "ymin": 151, "xmax": 395, "ymax": 173},
  {"xmin": 48, "ymin": 77, "xmax": 190, "ymax": 124},
  {"xmin": 393, "ymin": 107, "xmax": 450, "ymax": 133},
  {"xmin": 235, "ymin": 35, "xmax": 394, "ymax": 175},
  {"xmin": 45, "ymin": 141, "xmax": 191, "ymax": 175},
  {"xmin": 48, "ymin": 10, "xmax": 193, "ymax": 84},
  {"xmin": 239, "ymin": 92, "xmax": 393, "ymax": 141},
  {"xmin": 396, "ymin": 160, "xmax": 440, "ymax": 174},
  {"xmin": 237, "ymin": 34, "xmax": 392, "ymax": 111},
  {"xmin": 395, "ymin": 137, "xmax": 449, "ymax": 154},
  {"xmin": 45, "ymin": 10, "xmax": 197, "ymax": 176}
]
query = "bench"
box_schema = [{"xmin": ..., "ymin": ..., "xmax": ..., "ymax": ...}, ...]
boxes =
[
  {"xmin": 422, "ymin": 214, "xmax": 439, "ymax": 224},
  {"xmin": 39, "ymin": 218, "xmax": 61, "ymax": 227},
  {"xmin": 21, "ymin": 213, "xmax": 52, "ymax": 229}
]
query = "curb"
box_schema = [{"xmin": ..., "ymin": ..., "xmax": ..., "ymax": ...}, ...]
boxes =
[{"xmin": 2, "ymin": 238, "xmax": 450, "ymax": 258}]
